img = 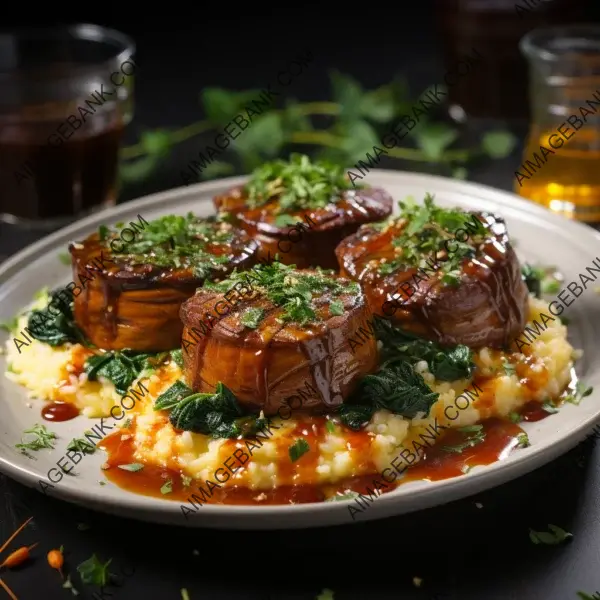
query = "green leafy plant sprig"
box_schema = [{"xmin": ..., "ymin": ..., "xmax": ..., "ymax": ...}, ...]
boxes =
[{"xmin": 119, "ymin": 71, "xmax": 516, "ymax": 184}]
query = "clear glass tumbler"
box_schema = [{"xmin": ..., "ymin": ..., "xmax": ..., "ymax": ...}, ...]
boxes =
[
  {"xmin": 518, "ymin": 25, "xmax": 600, "ymax": 223},
  {"xmin": 0, "ymin": 24, "xmax": 135, "ymax": 232}
]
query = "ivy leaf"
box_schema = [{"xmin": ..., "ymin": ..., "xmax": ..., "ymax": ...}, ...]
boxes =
[
  {"xmin": 140, "ymin": 130, "xmax": 172, "ymax": 157},
  {"xmin": 200, "ymin": 161, "xmax": 235, "ymax": 181},
  {"xmin": 482, "ymin": 131, "xmax": 517, "ymax": 159},
  {"xmin": 330, "ymin": 71, "xmax": 364, "ymax": 123},
  {"xmin": 234, "ymin": 112, "xmax": 285, "ymax": 158},
  {"xmin": 339, "ymin": 120, "xmax": 380, "ymax": 163},
  {"xmin": 202, "ymin": 88, "xmax": 261, "ymax": 125},
  {"xmin": 415, "ymin": 122, "xmax": 459, "ymax": 161},
  {"xmin": 360, "ymin": 87, "xmax": 396, "ymax": 123}
]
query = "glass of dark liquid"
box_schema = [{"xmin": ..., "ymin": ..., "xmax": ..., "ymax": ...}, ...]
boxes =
[
  {"xmin": 0, "ymin": 24, "xmax": 135, "ymax": 233},
  {"xmin": 434, "ymin": 0, "xmax": 586, "ymax": 122}
]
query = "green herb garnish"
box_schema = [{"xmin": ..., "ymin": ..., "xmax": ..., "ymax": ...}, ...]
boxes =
[
  {"xmin": 339, "ymin": 362, "xmax": 439, "ymax": 430},
  {"xmin": 154, "ymin": 380, "xmax": 267, "ymax": 438},
  {"xmin": 529, "ymin": 524, "xmax": 573, "ymax": 545},
  {"xmin": 98, "ymin": 225, "xmax": 109, "ymax": 241},
  {"xmin": 106, "ymin": 213, "xmax": 231, "ymax": 277},
  {"xmin": 378, "ymin": 194, "xmax": 488, "ymax": 280},
  {"xmin": 273, "ymin": 214, "xmax": 302, "ymax": 227},
  {"xmin": 240, "ymin": 307, "xmax": 264, "ymax": 329},
  {"xmin": 502, "ymin": 360, "xmax": 516, "ymax": 377},
  {"xmin": 15, "ymin": 424, "xmax": 57, "ymax": 454},
  {"xmin": 564, "ymin": 381, "xmax": 593, "ymax": 406},
  {"xmin": 442, "ymin": 424, "xmax": 485, "ymax": 454},
  {"xmin": 516, "ymin": 432, "xmax": 530, "ymax": 448},
  {"xmin": 508, "ymin": 412, "xmax": 522, "ymax": 423},
  {"xmin": 170, "ymin": 348, "xmax": 184, "ymax": 367},
  {"xmin": 0, "ymin": 317, "xmax": 19, "ymax": 334},
  {"xmin": 58, "ymin": 252, "xmax": 71, "ymax": 265},
  {"xmin": 77, "ymin": 554, "xmax": 114, "ymax": 586},
  {"xmin": 542, "ymin": 401, "xmax": 559, "ymax": 414},
  {"xmin": 289, "ymin": 438, "xmax": 310, "ymax": 462},
  {"xmin": 374, "ymin": 316, "xmax": 474, "ymax": 381},
  {"xmin": 245, "ymin": 153, "xmax": 355, "ymax": 213},
  {"xmin": 329, "ymin": 300, "xmax": 344, "ymax": 316},
  {"xmin": 160, "ymin": 479, "xmax": 173, "ymax": 494},
  {"xmin": 117, "ymin": 463, "xmax": 144, "ymax": 472},
  {"xmin": 326, "ymin": 420, "xmax": 336, "ymax": 433},
  {"xmin": 204, "ymin": 261, "xmax": 357, "ymax": 326},
  {"xmin": 67, "ymin": 438, "xmax": 96, "ymax": 455}
]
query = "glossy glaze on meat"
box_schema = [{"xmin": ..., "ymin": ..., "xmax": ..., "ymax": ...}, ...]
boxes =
[
  {"xmin": 213, "ymin": 185, "xmax": 393, "ymax": 269},
  {"xmin": 69, "ymin": 219, "xmax": 258, "ymax": 352},
  {"xmin": 179, "ymin": 269, "xmax": 379, "ymax": 415},
  {"xmin": 335, "ymin": 211, "xmax": 529, "ymax": 349}
]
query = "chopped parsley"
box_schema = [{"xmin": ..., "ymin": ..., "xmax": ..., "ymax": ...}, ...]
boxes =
[
  {"xmin": 516, "ymin": 432, "xmax": 530, "ymax": 448},
  {"xmin": 329, "ymin": 300, "xmax": 344, "ymax": 316},
  {"xmin": 0, "ymin": 317, "xmax": 19, "ymax": 334},
  {"xmin": 508, "ymin": 412, "xmax": 522, "ymax": 423},
  {"xmin": 378, "ymin": 194, "xmax": 488, "ymax": 281},
  {"xmin": 160, "ymin": 479, "xmax": 173, "ymax": 494},
  {"xmin": 273, "ymin": 214, "xmax": 302, "ymax": 227},
  {"xmin": 240, "ymin": 307, "xmax": 264, "ymax": 329},
  {"xmin": 203, "ymin": 261, "xmax": 358, "ymax": 326},
  {"xmin": 245, "ymin": 153, "xmax": 356, "ymax": 213},
  {"xmin": 117, "ymin": 463, "xmax": 144, "ymax": 472},
  {"xmin": 565, "ymin": 381, "xmax": 593, "ymax": 405},
  {"xmin": 15, "ymin": 424, "xmax": 57, "ymax": 455},
  {"xmin": 288, "ymin": 438, "xmax": 310, "ymax": 462},
  {"xmin": 442, "ymin": 424, "xmax": 486, "ymax": 454},
  {"xmin": 541, "ymin": 401, "xmax": 559, "ymax": 414},
  {"xmin": 325, "ymin": 492, "xmax": 360, "ymax": 502},
  {"xmin": 529, "ymin": 524, "xmax": 572, "ymax": 545},
  {"xmin": 77, "ymin": 554, "xmax": 114, "ymax": 586},
  {"xmin": 67, "ymin": 438, "xmax": 96, "ymax": 455},
  {"xmin": 326, "ymin": 420, "xmax": 336, "ymax": 433},
  {"xmin": 104, "ymin": 213, "xmax": 232, "ymax": 278}
]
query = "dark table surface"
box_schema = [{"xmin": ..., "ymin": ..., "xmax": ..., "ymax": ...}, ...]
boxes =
[{"xmin": 2, "ymin": 14, "xmax": 600, "ymax": 600}]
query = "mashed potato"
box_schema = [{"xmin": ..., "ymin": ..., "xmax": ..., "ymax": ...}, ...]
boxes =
[{"xmin": 5, "ymin": 297, "xmax": 575, "ymax": 488}]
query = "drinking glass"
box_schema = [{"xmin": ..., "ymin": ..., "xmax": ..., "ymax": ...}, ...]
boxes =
[
  {"xmin": 519, "ymin": 25, "xmax": 600, "ymax": 223},
  {"xmin": 0, "ymin": 24, "xmax": 135, "ymax": 233}
]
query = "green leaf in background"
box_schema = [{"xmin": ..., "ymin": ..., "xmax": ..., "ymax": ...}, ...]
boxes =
[
  {"xmin": 202, "ymin": 88, "xmax": 261, "ymax": 124},
  {"xmin": 282, "ymin": 99, "xmax": 313, "ymax": 133},
  {"xmin": 482, "ymin": 130, "xmax": 517, "ymax": 159},
  {"xmin": 140, "ymin": 130, "xmax": 172, "ymax": 157},
  {"xmin": 200, "ymin": 161, "xmax": 235, "ymax": 180},
  {"xmin": 120, "ymin": 155, "xmax": 163, "ymax": 184},
  {"xmin": 234, "ymin": 112, "xmax": 285, "ymax": 158},
  {"xmin": 415, "ymin": 122, "xmax": 459, "ymax": 161},
  {"xmin": 339, "ymin": 120, "xmax": 380, "ymax": 163},
  {"xmin": 452, "ymin": 166, "xmax": 468, "ymax": 180},
  {"xmin": 360, "ymin": 88, "xmax": 396, "ymax": 123},
  {"xmin": 529, "ymin": 524, "xmax": 573, "ymax": 545},
  {"xmin": 330, "ymin": 71, "xmax": 364, "ymax": 123}
]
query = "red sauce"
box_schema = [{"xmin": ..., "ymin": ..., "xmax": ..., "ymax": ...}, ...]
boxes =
[
  {"xmin": 404, "ymin": 418, "xmax": 524, "ymax": 482},
  {"xmin": 41, "ymin": 401, "xmax": 79, "ymax": 422},
  {"xmin": 520, "ymin": 401, "xmax": 554, "ymax": 422},
  {"xmin": 99, "ymin": 416, "xmax": 530, "ymax": 505}
]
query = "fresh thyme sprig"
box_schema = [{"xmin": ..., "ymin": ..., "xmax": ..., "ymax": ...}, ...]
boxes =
[
  {"xmin": 118, "ymin": 72, "xmax": 516, "ymax": 185},
  {"xmin": 15, "ymin": 424, "xmax": 57, "ymax": 455}
]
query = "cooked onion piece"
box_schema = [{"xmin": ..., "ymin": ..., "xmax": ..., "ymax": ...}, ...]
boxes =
[
  {"xmin": 336, "ymin": 194, "xmax": 529, "ymax": 349},
  {"xmin": 179, "ymin": 262, "xmax": 379, "ymax": 415},
  {"xmin": 70, "ymin": 214, "xmax": 258, "ymax": 352},
  {"xmin": 213, "ymin": 153, "xmax": 393, "ymax": 269}
]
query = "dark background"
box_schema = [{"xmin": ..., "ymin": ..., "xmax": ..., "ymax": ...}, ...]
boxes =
[{"xmin": 3, "ymin": 4, "xmax": 600, "ymax": 599}]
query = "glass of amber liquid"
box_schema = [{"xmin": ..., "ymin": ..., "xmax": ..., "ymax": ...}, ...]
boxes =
[
  {"xmin": 0, "ymin": 25, "xmax": 135, "ymax": 232},
  {"xmin": 519, "ymin": 25, "xmax": 600, "ymax": 224}
]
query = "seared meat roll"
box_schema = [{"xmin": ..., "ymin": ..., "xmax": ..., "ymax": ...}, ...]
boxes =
[
  {"xmin": 69, "ymin": 214, "xmax": 258, "ymax": 352},
  {"xmin": 335, "ymin": 194, "xmax": 529, "ymax": 349},
  {"xmin": 179, "ymin": 261, "xmax": 379, "ymax": 415},
  {"xmin": 213, "ymin": 153, "xmax": 393, "ymax": 269}
]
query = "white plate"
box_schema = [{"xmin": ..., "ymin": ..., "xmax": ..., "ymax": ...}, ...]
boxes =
[{"xmin": 1, "ymin": 170, "xmax": 599, "ymax": 530}]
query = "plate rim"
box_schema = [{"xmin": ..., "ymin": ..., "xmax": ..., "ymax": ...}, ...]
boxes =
[{"xmin": 1, "ymin": 169, "xmax": 599, "ymax": 530}]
